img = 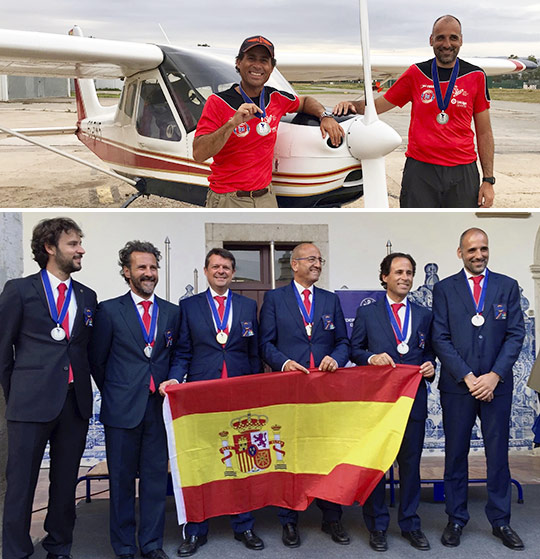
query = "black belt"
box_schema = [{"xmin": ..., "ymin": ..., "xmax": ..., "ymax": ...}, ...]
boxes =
[{"xmin": 236, "ymin": 187, "xmax": 269, "ymax": 198}]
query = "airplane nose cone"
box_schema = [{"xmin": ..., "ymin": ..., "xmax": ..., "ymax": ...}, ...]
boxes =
[{"xmin": 346, "ymin": 116, "xmax": 402, "ymax": 161}]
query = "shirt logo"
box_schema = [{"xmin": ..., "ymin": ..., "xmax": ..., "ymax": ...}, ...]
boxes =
[
  {"xmin": 233, "ymin": 122, "xmax": 250, "ymax": 138},
  {"xmin": 421, "ymin": 90, "xmax": 435, "ymax": 103}
]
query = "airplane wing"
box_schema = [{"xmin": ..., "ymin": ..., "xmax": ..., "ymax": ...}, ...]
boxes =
[
  {"xmin": 277, "ymin": 52, "xmax": 536, "ymax": 81},
  {"xmin": 0, "ymin": 27, "xmax": 535, "ymax": 82},
  {"xmin": 0, "ymin": 28, "xmax": 163, "ymax": 79}
]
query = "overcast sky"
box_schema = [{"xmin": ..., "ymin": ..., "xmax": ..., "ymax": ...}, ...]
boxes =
[{"xmin": 2, "ymin": 0, "xmax": 539, "ymax": 58}]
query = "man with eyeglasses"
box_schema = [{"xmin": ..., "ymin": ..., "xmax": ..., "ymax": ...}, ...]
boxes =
[{"xmin": 259, "ymin": 242, "xmax": 350, "ymax": 548}]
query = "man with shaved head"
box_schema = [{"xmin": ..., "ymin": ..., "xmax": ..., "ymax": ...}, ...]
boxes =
[
  {"xmin": 334, "ymin": 15, "xmax": 495, "ymax": 209},
  {"xmin": 432, "ymin": 228, "xmax": 525, "ymax": 550},
  {"xmin": 259, "ymin": 242, "xmax": 350, "ymax": 548}
]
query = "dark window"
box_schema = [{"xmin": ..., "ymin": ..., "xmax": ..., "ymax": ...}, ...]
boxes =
[
  {"xmin": 224, "ymin": 243, "xmax": 296, "ymax": 308},
  {"xmin": 136, "ymin": 79, "xmax": 181, "ymax": 141}
]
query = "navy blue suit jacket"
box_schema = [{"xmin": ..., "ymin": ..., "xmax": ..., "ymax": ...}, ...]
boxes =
[
  {"xmin": 432, "ymin": 270, "xmax": 525, "ymax": 395},
  {"xmin": 90, "ymin": 292, "xmax": 180, "ymax": 428},
  {"xmin": 0, "ymin": 272, "xmax": 97, "ymax": 422},
  {"xmin": 350, "ymin": 297, "xmax": 435, "ymax": 421},
  {"xmin": 259, "ymin": 281, "xmax": 350, "ymax": 371},
  {"xmin": 171, "ymin": 291, "xmax": 261, "ymax": 381}
]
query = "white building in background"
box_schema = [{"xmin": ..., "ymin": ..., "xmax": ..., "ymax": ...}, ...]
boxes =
[
  {"xmin": 0, "ymin": 76, "xmax": 122, "ymax": 101},
  {"xmin": 0, "ymin": 75, "xmax": 70, "ymax": 101}
]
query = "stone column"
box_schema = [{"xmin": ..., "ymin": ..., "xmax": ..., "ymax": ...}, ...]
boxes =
[{"xmin": 0, "ymin": 212, "xmax": 23, "ymax": 555}]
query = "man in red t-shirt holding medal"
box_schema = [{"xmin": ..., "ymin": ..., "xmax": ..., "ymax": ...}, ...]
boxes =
[
  {"xmin": 194, "ymin": 35, "xmax": 344, "ymax": 208},
  {"xmin": 334, "ymin": 15, "xmax": 495, "ymax": 209}
]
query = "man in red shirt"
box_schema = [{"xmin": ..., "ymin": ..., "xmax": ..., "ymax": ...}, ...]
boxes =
[
  {"xmin": 194, "ymin": 35, "xmax": 344, "ymax": 208},
  {"xmin": 334, "ymin": 15, "xmax": 495, "ymax": 209}
]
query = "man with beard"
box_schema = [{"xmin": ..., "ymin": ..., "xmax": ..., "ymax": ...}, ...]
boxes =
[
  {"xmin": 90, "ymin": 241, "xmax": 180, "ymax": 559},
  {"xmin": 194, "ymin": 35, "xmax": 344, "ymax": 208},
  {"xmin": 334, "ymin": 15, "xmax": 495, "ymax": 209},
  {"xmin": 173, "ymin": 248, "xmax": 263, "ymax": 556},
  {"xmin": 259, "ymin": 242, "xmax": 350, "ymax": 548},
  {"xmin": 432, "ymin": 228, "xmax": 525, "ymax": 550},
  {"xmin": 350, "ymin": 253, "xmax": 435, "ymax": 552},
  {"xmin": 0, "ymin": 217, "xmax": 97, "ymax": 559}
]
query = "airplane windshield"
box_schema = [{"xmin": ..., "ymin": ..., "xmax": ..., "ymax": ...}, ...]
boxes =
[{"xmin": 159, "ymin": 46, "xmax": 297, "ymax": 133}]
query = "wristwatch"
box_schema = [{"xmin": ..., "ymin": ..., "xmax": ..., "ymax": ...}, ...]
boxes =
[
  {"xmin": 320, "ymin": 110, "xmax": 334, "ymax": 120},
  {"xmin": 482, "ymin": 176, "xmax": 496, "ymax": 185}
]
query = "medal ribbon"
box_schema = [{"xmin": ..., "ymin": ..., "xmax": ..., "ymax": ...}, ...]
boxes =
[
  {"xmin": 385, "ymin": 299, "xmax": 410, "ymax": 345},
  {"xmin": 238, "ymin": 83, "xmax": 266, "ymax": 119},
  {"xmin": 40, "ymin": 269, "xmax": 73, "ymax": 328},
  {"xmin": 133, "ymin": 298, "xmax": 159, "ymax": 348},
  {"xmin": 432, "ymin": 57, "xmax": 460, "ymax": 114},
  {"xmin": 464, "ymin": 268, "xmax": 489, "ymax": 314},
  {"xmin": 293, "ymin": 285, "xmax": 314, "ymax": 327},
  {"xmin": 206, "ymin": 289, "xmax": 232, "ymax": 335}
]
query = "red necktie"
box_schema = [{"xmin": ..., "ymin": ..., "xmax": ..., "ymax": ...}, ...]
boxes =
[
  {"xmin": 214, "ymin": 296, "xmax": 229, "ymax": 378},
  {"xmin": 302, "ymin": 289, "xmax": 315, "ymax": 368},
  {"xmin": 139, "ymin": 300, "xmax": 156, "ymax": 393},
  {"xmin": 391, "ymin": 303, "xmax": 404, "ymax": 330},
  {"xmin": 57, "ymin": 283, "xmax": 73, "ymax": 383},
  {"xmin": 471, "ymin": 275, "xmax": 484, "ymax": 306}
]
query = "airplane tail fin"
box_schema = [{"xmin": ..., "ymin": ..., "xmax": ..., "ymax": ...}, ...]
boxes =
[{"xmin": 69, "ymin": 25, "xmax": 108, "ymax": 124}]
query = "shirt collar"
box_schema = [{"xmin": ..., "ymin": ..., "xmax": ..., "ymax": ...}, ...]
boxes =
[
  {"xmin": 463, "ymin": 268, "xmax": 486, "ymax": 280},
  {"xmin": 130, "ymin": 290, "xmax": 155, "ymax": 306},
  {"xmin": 294, "ymin": 280, "xmax": 313, "ymax": 296},
  {"xmin": 46, "ymin": 270, "xmax": 71, "ymax": 292},
  {"xmin": 208, "ymin": 287, "xmax": 230, "ymax": 300},
  {"xmin": 386, "ymin": 293, "xmax": 408, "ymax": 307}
]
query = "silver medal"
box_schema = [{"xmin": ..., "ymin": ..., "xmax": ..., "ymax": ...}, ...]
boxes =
[
  {"xmin": 471, "ymin": 314, "xmax": 485, "ymax": 327},
  {"xmin": 397, "ymin": 342, "xmax": 409, "ymax": 355},
  {"xmin": 256, "ymin": 121, "xmax": 271, "ymax": 136},
  {"xmin": 436, "ymin": 111, "xmax": 449, "ymax": 125},
  {"xmin": 144, "ymin": 345, "xmax": 153, "ymax": 358},
  {"xmin": 305, "ymin": 324, "xmax": 312, "ymax": 337},
  {"xmin": 216, "ymin": 331, "xmax": 229, "ymax": 344},
  {"xmin": 51, "ymin": 326, "xmax": 66, "ymax": 341}
]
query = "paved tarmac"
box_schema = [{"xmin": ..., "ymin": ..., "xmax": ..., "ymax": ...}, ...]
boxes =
[
  {"xmin": 0, "ymin": 96, "xmax": 539, "ymax": 208},
  {"xmin": 25, "ymin": 484, "xmax": 540, "ymax": 559}
]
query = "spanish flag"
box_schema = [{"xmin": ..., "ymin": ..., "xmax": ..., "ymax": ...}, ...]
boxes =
[{"xmin": 164, "ymin": 365, "xmax": 422, "ymax": 524}]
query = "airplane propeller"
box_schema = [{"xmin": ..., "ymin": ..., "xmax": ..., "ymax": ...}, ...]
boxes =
[{"xmin": 345, "ymin": 0, "xmax": 402, "ymax": 208}]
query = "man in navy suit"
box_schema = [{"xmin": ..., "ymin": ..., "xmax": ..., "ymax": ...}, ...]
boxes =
[
  {"xmin": 90, "ymin": 241, "xmax": 180, "ymax": 559},
  {"xmin": 350, "ymin": 253, "xmax": 435, "ymax": 552},
  {"xmin": 0, "ymin": 217, "xmax": 97, "ymax": 559},
  {"xmin": 432, "ymin": 228, "xmax": 525, "ymax": 550},
  {"xmin": 259, "ymin": 242, "xmax": 350, "ymax": 548},
  {"xmin": 173, "ymin": 248, "xmax": 263, "ymax": 557}
]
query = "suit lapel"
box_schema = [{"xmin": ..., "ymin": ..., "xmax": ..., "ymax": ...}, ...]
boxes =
[
  {"xmin": 198, "ymin": 291, "xmax": 220, "ymax": 341},
  {"xmin": 154, "ymin": 296, "xmax": 168, "ymax": 353},
  {"xmin": 228, "ymin": 293, "xmax": 240, "ymax": 341},
  {"xmin": 409, "ymin": 301, "xmax": 421, "ymax": 346},
  {"xmin": 286, "ymin": 282, "xmax": 308, "ymax": 337},
  {"xmin": 31, "ymin": 272, "xmax": 51, "ymax": 318},
  {"xmin": 120, "ymin": 292, "xmax": 147, "ymax": 348},
  {"xmin": 70, "ymin": 280, "xmax": 86, "ymax": 339},
  {"xmin": 453, "ymin": 272, "xmax": 477, "ymax": 316},
  {"xmin": 374, "ymin": 297, "xmax": 398, "ymax": 349},
  {"xmin": 482, "ymin": 270, "xmax": 500, "ymax": 319},
  {"xmin": 311, "ymin": 286, "xmax": 323, "ymax": 336}
]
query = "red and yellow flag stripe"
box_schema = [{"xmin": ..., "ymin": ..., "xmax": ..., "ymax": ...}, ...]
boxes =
[{"xmin": 164, "ymin": 365, "xmax": 422, "ymax": 524}]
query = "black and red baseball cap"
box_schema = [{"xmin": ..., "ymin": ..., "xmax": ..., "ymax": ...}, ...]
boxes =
[{"xmin": 238, "ymin": 36, "xmax": 275, "ymax": 58}]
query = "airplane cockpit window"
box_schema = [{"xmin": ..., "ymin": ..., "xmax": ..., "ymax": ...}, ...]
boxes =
[
  {"xmin": 160, "ymin": 47, "xmax": 239, "ymax": 102},
  {"xmin": 136, "ymin": 80, "xmax": 181, "ymax": 141},
  {"xmin": 162, "ymin": 72, "xmax": 202, "ymax": 134},
  {"xmin": 123, "ymin": 82, "xmax": 137, "ymax": 118}
]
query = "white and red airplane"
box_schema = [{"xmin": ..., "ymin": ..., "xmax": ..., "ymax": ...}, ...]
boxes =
[{"xmin": 0, "ymin": 2, "xmax": 535, "ymax": 207}]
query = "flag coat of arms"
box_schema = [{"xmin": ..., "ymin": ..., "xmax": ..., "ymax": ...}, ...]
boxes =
[{"xmin": 164, "ymin": 365, "xmax": 422, "ymax": 524}]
